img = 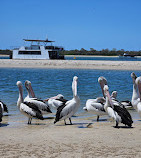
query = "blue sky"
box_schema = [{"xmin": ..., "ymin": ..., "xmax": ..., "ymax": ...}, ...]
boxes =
[{"xmin": 0, "ymin": 0, "xmax": 141, "ymax": 50}]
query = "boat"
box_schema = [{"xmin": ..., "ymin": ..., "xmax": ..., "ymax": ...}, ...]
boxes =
[
  {"xmin": 119, "ymin": 53, "xmax": 136, "ymax": 58},
  {"xmin": 12, "ymin": 39, "xmax": 64, "ymax": 60},
  {"xmin": 123, "ymin": 53, "xmax": 136, "ymax": 57}
]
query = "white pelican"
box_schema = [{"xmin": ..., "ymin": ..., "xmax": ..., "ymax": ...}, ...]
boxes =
[
  {"xmin": 104, "ymin": 85, "xmax": 133, "ymax": 128},
  {"xmin": 54, "ymin": 76, "xmax": 80, "ymax": 125},
  {"xmin": 83, "ymin": 76, "xmax": 110, "ymax": 121},
  {"xmin": 98, "ymin": 76, "xmax": 108, "ymax": 98},
  {"xmin": 132, "ymin": 75, "xmax": 141, "ymax": 117},
  {"xmin": 0, "ymin": 101, "xmax": 8, "ymax": 113},
  {"xmin": 44, "ymin": 94, "xmax": 68, "ymax": 110},
  {"xmin": 83, "ymin": 97, "xmax": 106, "ymax": 121},
  {"xmin": 100, "ymin": 76, "xmax": 132, "ymax": 109},
  {"xmin": 16, "ymin": 81, "xmax": 44, "ymax": 124},
  {"xmin": 131, "ymin": 72, "xmax": 139, "ymax": 108},
  {"xmin": 0, "ymin": 102, "xmax": 4, "ymax": 122},
  {"xmin": 99, "ymin": 76, "xmax": 132, "ymax": 109},
  {"xmin": 24, "ymin": 80, "xmax": 52, "ymax": 114},
  {"xmin": 84, "ymin": 75, "xmax": 132, "ymax": 122}
]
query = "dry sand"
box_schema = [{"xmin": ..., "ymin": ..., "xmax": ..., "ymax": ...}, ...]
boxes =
[
  {"xmin": 0, "ymin": 115, "xmax": 141, "ymax": 158},
  {"xmin": 0, "ymin": 59, "xmax": 141, "ymax": 70}
]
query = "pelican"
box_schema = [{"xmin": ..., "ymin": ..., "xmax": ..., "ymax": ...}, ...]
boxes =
[
  {"xmin": 104, "ymin": 85, "xmax": 133, "ymax": 128},
  {"xmin": 0, "ymin": 102, "xmax": 4, "ymax": 122},
  {"xmin": 131, "ymin": 72, "xmax": 139, "ymax": 108},
  {"xmin": 83, "ymin": 76, "xmax": 112, "ymax": 121},
  {"xmin": 0, "ymin": 101, "xmax": 8, "ymax": 113},
  {"xmin": 54, "ymin": 76, "xmax": 80, "ymax": 125},
  {"xmin": 16, "ymin": 81, "xmax": 44, "ymax": 124},
  {"xmin": 83, "ymin": 97, "xmax": 106, "ymax": 121},
  {"xmin": 24, "ymin": 80, "xmax": 52, "ymax": 114},
  {"xmin": 132, "ymin": 75, "xmax": 141, "ymax": 117},
  {"xmin": 46, "ymin": 94, "xmax": 68, "ymax": 109},
  {"xmin": 99, "ymin": 76, "xmax": 132, "ymax": 109}
]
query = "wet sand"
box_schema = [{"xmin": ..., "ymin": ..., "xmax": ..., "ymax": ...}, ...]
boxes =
[
  {"xmin": 0, "ymin": 113, "xmax": 141, "ymax": 158},
  {"xmin": 0, "ymin": 59, "xmax": 141, "ymax": 70}
]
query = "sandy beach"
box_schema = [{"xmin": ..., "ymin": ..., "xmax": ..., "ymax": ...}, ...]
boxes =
[
  {"xmin": 0, "ymin": 114, "xmax": 141, "ymax": 158},
  {"xmin": 0, "ymin": 59, "xmax": 141, "ymax": 70}
]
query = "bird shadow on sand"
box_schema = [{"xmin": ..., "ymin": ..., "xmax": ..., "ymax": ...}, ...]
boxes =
[
  {"xmin": 28, "ymin": 123, "xmax": 46, "ymax": 126},
  {"xmin": 113, "ymin": 126, "xmax": 134, "ymax": 129},
  {"xmin": 72, "ymin": 115, "xmax": 78, "ymax": 117},
  {"xmin": 55, "ymin": 122, "xmax": 90, "ymax": 127},
  {"xmin": 78, "ymin": 123, "xmax": 94, "ymax": 128},
  {"xmin": 43, "ymin": 116, "xmax": 55, "ymax": 120},
  {"xmin": 0, "ymin": 123, "xmax": 9, "ymax": 127},
  {"xmin": 3, "ymin": 114, "xmax": 12, "ymax": 116}
]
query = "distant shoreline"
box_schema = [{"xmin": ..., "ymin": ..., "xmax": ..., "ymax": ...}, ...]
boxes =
[{"xmin": 65, "ymin": 55, "xmax": 119, "ymax": 57}]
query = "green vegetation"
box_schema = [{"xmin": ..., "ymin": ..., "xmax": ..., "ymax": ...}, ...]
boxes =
[
  {"xmin": 60, "ymin": 48, "xmax": 141, "ymax": 56},
  {"xmin": 0, "ymin": 49, "xmax": 12, "ymax": 55},
  {"xmin": 1, "ymin": 48, "xmax": 141, "ymax": 56}
]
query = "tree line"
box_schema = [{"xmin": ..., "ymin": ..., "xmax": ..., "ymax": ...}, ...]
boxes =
[
  {"xmin": 1, "ymin": 48, "xmax": 141, "ymax": 56},
  {"xmin": 60, "ymin": 48, "xmax": 141, "ymax": 56}
]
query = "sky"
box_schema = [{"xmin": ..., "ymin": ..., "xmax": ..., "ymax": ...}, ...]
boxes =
[{"xmin": 0, "ymin": 0, "xmax": 141, "ymax": 51}]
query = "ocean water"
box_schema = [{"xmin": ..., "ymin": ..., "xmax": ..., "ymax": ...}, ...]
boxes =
[
  {"xmin": 1, "ymin": 56, "xmax": 141, "ymax": 61},
  {"xmin": 0, "ymin": 68, "xmax": 141, "ymax": 125},
  {"xmin": 65, "ymin": 56, "xmax": 141, "ymax": 61}
]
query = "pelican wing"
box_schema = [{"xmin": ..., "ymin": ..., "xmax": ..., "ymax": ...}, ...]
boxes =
[
  {"xmin": 31, "ymin": 98, "xmax": 46, "ymax": 103},
  {"xmin": 56, "ymin": 98, "xmax": 68, "ymax": 104},
  {"xmin": 0, "ymin": 104, "xmax": 3, "ymax": 122},
  {"xmin": 23, "ymin": 101, "xmax": 41, "ymax": 112},
  {"xmin": 120, "ymin": 100, "xmax": 132, "ymax": 108},
  {"xmin": 114, "ymin": 105, "xmax": 133, "ymax": 127},
  {"xmin": 112, "ymin": 99, "xmax": 125, "ymax": 108},
  {"xmin": 91, "ymin": 102, "xmax": 105, "ymax": 112},
  {"xmin": 54, "ymin": 103, "xmax": 66, "ymax": 123},
  {"xmin": 21, "ymin": 103, "xmax": 44, "ymax": 120},
  {"xmin": 49, "ymin": 98, "xmax": 68, "ymax": 109},
  {"xmin": 0, "ymin": 101, "xmax": 8, "ymax": 113},
  {"xmin": 54, "ymin": 100, "xmax": 75, "ymax": 123},
  {"xmin": 49, "ymin": 99, "xmax": 64, "ymax": 108},
  {"xmin": 24, "ymin": 98, "xmax": 52, "ymax": 113}
]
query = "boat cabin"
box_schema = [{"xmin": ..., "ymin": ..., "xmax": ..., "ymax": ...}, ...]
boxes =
[{"xmin": 12, "ymin": 39, "xmax": 64, "ymax": 59}]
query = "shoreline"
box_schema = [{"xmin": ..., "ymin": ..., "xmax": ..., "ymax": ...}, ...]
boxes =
[
  {"xmin": 0, "ymin": 59, "xmax": 141, "ymax": 70},
  {"xmin": 65, "ymin": 55, "xmax": 119, "ymax": 57}
]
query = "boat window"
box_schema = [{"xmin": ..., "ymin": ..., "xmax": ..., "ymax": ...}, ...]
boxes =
[
  {"xmin": 48, "ymin": 51, "xmax": 58, "ymax": 59},
  {"xmin": 18, "ymin": 51, "xmax": 41, "ymax": 55},
  {"xmin": 25, "ymin": 45, "xmax": 40, "ymax": 50}
]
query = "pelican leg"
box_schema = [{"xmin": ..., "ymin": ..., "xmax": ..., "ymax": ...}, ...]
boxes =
[
  {"xmin": 28, "ymin": 118, "xmax": 32, "ymax": 125},
  {"xmin": 30, "ymin": 118, "xmax": 32, "ymax": 124},
  {"xmin": 115, "ymin": 121, "xmax": 119, "ymax": 128},
  {"xmin": 97, "ymin": 115, "xmax": 100, "ymax": 122},
  {"xmin": 64, "ymin": 120, "xmax": 67, "ymax": 125},
  {"xmin": 69, "ymin": 118, "xmax": 72, "ymax": 125},
  {"xmin": 28, "ymin": 118, "xmax": 30, "ymax": 124}
]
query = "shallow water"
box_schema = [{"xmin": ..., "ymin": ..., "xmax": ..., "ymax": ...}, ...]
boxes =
[
  {"xmin": 65, "ymin": 56, "xmax": 141, "ymax": 61},
  {"xmin": 0, "ymin": 68, "xmax": 141, "ymax": 127}
]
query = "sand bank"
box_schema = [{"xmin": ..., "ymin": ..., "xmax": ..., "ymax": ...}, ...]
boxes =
[
  {"xmin": 0, "ymin": 115, "xmax": 141, "ymax": 158},
  {"xmin": 0, "ymin": 59, "xmax": 141, "ymax": 70}
]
